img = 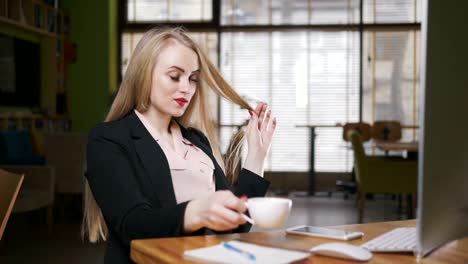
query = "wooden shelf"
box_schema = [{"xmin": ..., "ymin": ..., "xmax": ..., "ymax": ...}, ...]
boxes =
[
  {"xmin": 0, "ymin": 15, "xmax": 57, "ymax": 38},
  {"xmin": 0, "ymin": 0, "xmax": 70, "ymax": 116},
  {"xmin": 0, "ymin": 0, "xmax": 66, "ymax": 38}
]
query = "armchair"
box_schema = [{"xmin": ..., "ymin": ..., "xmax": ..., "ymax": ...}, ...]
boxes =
[
  {"xmin": 349, "ymin": 130, "xmax": 417, "ymax": 223},
  {"xmin": 336, "ymin": 122, "xmax": 372, "ymax": 198}
]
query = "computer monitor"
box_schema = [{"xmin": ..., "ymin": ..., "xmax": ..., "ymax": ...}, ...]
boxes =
[{"xmin": 416, "ymin": 0, "xmax": 468, "ymax": 258}]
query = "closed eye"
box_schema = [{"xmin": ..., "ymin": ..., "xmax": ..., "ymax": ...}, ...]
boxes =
[{"xmin": 189, "ymin": 73, "xmax": 199, "ymax": 83}]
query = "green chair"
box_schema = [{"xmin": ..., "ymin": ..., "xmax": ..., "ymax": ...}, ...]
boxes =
[{"xmin": 349, "ymin": 130, "xmax": 417, "ymax": 223}]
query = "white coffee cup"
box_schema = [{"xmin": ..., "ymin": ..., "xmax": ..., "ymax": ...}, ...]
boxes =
[{"xmin": 244, "ymin": 197, "xmax": 292, "ymax": 229}]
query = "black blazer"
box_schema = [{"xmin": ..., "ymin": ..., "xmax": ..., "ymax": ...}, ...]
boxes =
[{"xmin": 85, "ymin": 111, "xmax": 270, "ymax": 264}]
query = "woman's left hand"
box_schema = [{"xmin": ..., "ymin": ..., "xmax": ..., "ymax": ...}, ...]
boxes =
[{"xmin": 243, "ymin": 103, "xmax": 277, "ymax": 176}]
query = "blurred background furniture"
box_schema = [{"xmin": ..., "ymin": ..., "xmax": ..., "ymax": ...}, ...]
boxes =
[
  {"xmin": 1, "ymin": 116, "xmax": 81, "ymax": 224},
  {"xmin": 372, "ymin": 120, "xmax": 407, "ymax": 159},
  {"xmin": 335, "ymin": 122, "xmax": 372, "ymax": 198},
  {"xmin": 349, "ymin": 130, "xmax": 417, "ymax": 223},
  {"xmin": 343, "ymin": 122, "xmax": 372, "ymax": 142},
  {"xmin": 0, "ymin": 112, "xmax": 71, "ymax": 167},
  {"xmin": 0, "ymin": 115, "xmax": 57, "ymax": 233},
  {"xmin": 44, "ymin": 132, "xmax": 87, "ymax": 218},
  {"xmin": 0, "ymin": 165, "xmax": 55, "ymax": 233},
  {"xmin": 0, "ymin": 169, "xmax": 24, "ymax": 240},
  {"xmin": 0, "ymin": 129, "xmax": 45, "ymax": 166},
  {"xmin": 44, "ymin": 132, "xmax": 87, "ymax": 195},
  {"xmin": 371, "ymin": 120, "xmax": 402, "ymax": 142},
  {"xmin": 375, "ymin": 141, "xmax": 419, "ymax": 160}
]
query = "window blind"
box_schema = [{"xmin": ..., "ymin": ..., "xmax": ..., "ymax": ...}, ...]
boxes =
[
  {"xmin": 222, "ymin": 0, "xmax": 360, "ymax": 25},
  {"xmin": 121, "ymin": 33, "xmax": 143, "ymax": 77},
  {"xmin": 363, "ymin": 0, "xmax": 421, "ymax": 23},
  {"xmin": 127, "ymin": 0, "xmax": 212, "ymax": 22},
  {"xmin": 220, "ymin": 31, "xmax": 359, "ymax": 172},
  {"xmin": 362, "ymin": 30, "xmax": 420, "ymax": 142}
]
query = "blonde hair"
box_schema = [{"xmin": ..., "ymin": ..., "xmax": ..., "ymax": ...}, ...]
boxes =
[{"xmin": 82, "ymin": 27, "xmax": 253, "ymax": 242}]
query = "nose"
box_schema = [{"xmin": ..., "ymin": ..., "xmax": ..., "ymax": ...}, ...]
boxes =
[{"xmin": 179, "ymin": 78, "xmax": 193, "ymax": 94}]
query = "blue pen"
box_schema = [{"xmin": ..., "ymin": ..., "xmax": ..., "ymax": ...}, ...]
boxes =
[{"xmin": 223, "ymin": 242, "xmax": 256, "ymax": 261}]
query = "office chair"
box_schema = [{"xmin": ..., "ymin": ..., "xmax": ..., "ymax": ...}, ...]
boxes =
[
  {"xmin": 343, "ymin": 122, "xmax": 372, "ymax": 142},
  {"xmin": 349, "ymin": 130, "xmax": 417, "ymax": 223},
  {"xmin": 371, "ymin": 121, "xmax": 402, "ymax": 142},
  {"xmin": 0, "ymin": 169, "xmax": 24, "ymax": 240}
]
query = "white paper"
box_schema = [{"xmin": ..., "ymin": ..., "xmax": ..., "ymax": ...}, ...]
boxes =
[{"xmin": 183, "ymin": 240, "xmax": 310, "ymax": 264}]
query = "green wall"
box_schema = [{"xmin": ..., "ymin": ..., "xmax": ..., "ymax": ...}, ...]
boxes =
[
  {"xmin": 62, "ymin": 0, "xmax": 117, "ymax": 132},
  {"xmin": 109, "ymin": 0, "xmax": 118, "ymax": 94}
]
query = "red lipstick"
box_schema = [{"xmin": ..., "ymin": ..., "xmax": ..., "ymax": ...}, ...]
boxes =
[{"xmin": 175, "ymin": 98, "xmax": 188, "ymax": 107}]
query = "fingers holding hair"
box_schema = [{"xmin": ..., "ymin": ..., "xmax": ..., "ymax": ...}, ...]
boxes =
[
  {"xmin": 247, "ymin": 109, "xmax": 258, "ymax": 134},
  {"xmin": 254, "ymin": 103, "xmax": 263, "ymax": 116},
  {"xmin": 257, "ymin": 103, "xmax": 268, "ymax": 129}
]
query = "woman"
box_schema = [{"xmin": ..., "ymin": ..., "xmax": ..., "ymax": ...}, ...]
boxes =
[{"xmin": 83, "ymin": 27, "xmax": 277, "ymax": 264}]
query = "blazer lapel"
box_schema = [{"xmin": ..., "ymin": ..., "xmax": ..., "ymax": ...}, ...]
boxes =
[
  {"xmin": 180, "ymin": 126, "xmax": 230, "ymax": 191},
  {"xmin": 127, "ymin": 112, "xmax": 177, "ymax": 206}
]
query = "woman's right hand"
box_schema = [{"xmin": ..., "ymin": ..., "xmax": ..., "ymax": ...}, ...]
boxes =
[{"xmin": 184, "ymin": 190, "xmax": 248, "ymax": 232}]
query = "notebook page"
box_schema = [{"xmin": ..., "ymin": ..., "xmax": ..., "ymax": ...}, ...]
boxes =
[{"xmin": 183, "ymin": 240, "xmax": 310, "ymax": 264}]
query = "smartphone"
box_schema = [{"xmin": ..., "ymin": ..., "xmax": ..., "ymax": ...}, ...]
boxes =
[{"xmin": 286, "ymin": 225, "xmax": 364, "ymax": 241}]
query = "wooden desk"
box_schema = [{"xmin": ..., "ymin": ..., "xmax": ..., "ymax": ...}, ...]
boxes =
[
  {"xmin": 130, "ymin": 220, "xmax": 468, "ymax": 263},
  {"xmin": 375, "ymin": 142, "xmax": 419, "ymax": 152}
]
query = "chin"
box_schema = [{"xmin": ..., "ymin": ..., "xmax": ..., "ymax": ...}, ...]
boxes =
[{"xmin": 171, "ymin": 109, "xmax": 186, "ymax": 117}]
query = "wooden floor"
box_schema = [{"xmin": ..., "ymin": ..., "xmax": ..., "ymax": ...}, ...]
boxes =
[{"xmin": 0, "ymin": 192, "xmax": 412, "ymax": 263}]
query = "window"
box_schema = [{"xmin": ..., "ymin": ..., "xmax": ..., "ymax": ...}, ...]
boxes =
[
  {"xmin": 221, "ymin": 0, "xmax": 360, "ymax": 25},
  {"xmin": 127, "ymin": 0, "xmax": 212, "ymax": 22},
  {"xmin": 220, "ymin": 31, "xmax": 359, "ymax": 172},
  {"xmin": 362, "ymin": 30, "xmax": 420, "ymax": 141},
  {"xmin": 120, "ymin": 0, "xmax": 421, "ymax": 173},
  {"xmin": 363, "ymin": 0, "xmax": 421, "ymax": 23}
]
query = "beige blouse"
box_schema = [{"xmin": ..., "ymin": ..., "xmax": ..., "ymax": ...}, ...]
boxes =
[{"xmin": 135, "ymin": 111, "xmax": 216, "ymax": 204}]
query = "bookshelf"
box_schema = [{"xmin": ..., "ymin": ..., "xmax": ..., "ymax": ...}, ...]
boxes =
[
  {"xmin": 0, "ymin": 0, "xmax": 67, "ymax": 38},
  {"xmin": 0, "ymin": 0, "xmax": 70, "ymax": 117}
]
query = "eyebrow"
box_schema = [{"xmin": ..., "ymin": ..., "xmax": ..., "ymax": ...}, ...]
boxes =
[{"xmin": 168, "ymin": 66, "xmax": 200, "ymax": 74}]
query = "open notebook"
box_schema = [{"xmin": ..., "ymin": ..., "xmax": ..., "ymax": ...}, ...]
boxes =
[{"xmin": 183, "ymin": 240, "xmax": 310, "ymax": 264}]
